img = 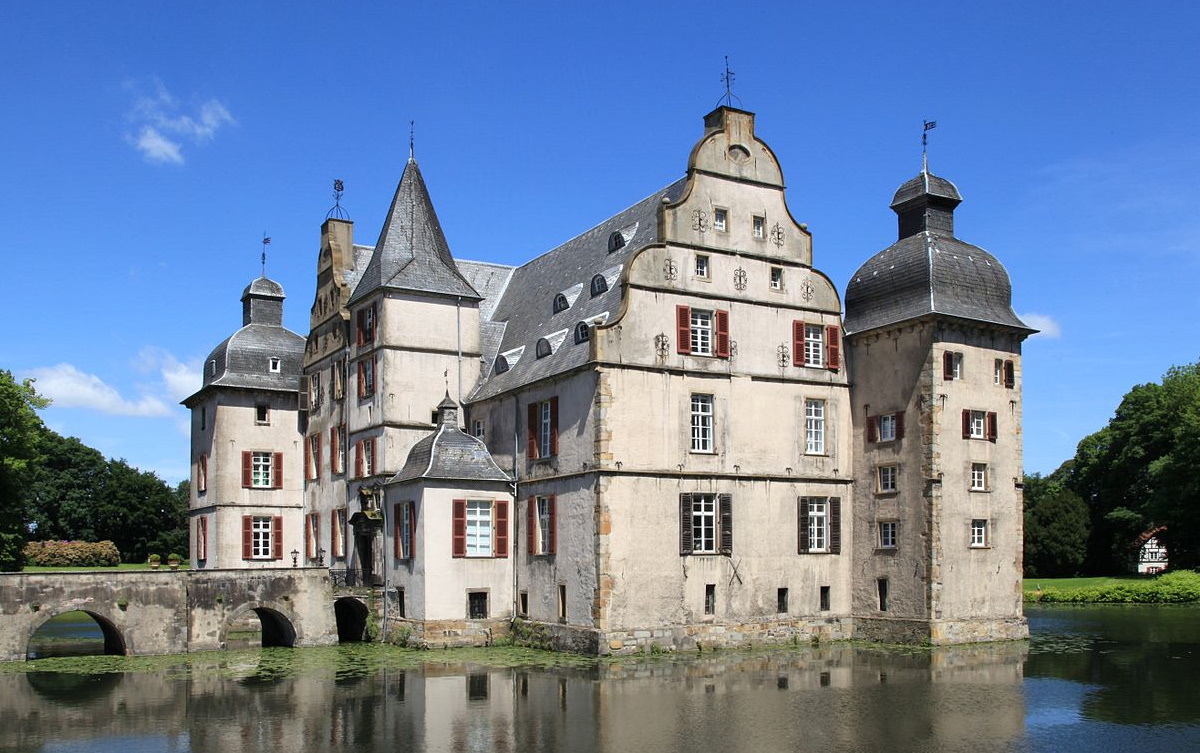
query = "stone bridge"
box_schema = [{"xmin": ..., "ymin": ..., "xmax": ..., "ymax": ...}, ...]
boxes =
[{"xmin": 0, "ymin": 568, "xmax": 350, "ymax": 662}]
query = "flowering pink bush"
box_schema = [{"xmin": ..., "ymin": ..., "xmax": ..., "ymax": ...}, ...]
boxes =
[{"xmin": 22, "ymin": 540, "xmax": 121, "ymax": 567}]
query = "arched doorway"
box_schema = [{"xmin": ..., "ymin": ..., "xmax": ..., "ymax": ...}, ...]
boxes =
[
  {"xmin": 26, "ymin": 610, "xmax": 126, "ymax": 659},
  {"xmin": 334, "ymin": 597, "xmax": 370, "ymax": 642},
  {"xmin": 225, "ymin": 606, "xmax": 297, "ymax": 649}
]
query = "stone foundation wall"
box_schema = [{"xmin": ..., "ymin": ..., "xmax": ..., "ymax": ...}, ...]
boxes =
[
  {"xmin": 386, "ymin": 616, "xmax": 511, "ymax": 648},
  {"xmin": 929, "ymin": 617, "xmax": 1028, "ymax": 645}
]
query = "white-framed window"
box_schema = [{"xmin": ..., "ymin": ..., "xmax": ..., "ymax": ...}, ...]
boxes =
[
  {"xmin": 310, "ymin": 372, "xmax": 322, "ymax": 411},
  {"xmin": 770, "ymin": 267, "xmax": 783, "ymax": 290},
  {"xmin": 807, "ymin": 498, "xmax": 829, "ymax": 553},
  {"xmin": 968, "ymin": 410, "xmax": 987, "ymax": 439},
  {"xmin": 878, "ymin": 414, "xmax": 897, "ymax": 442},
  {"xmin": 251, "ymin": 516, "xmax": 273, "ymax": 559},
  {"xmin": 538, "ymin": 400, "xmax": 552, "ymax": 458},
  {"xmin": 713, "ymin": 208, "xmax": 727, "ymax": 232},
  {"xmin": 472, "ymin": 419, "xmax": 485, "ymax": 439},
  {"xmin": 307, "ymin": 434, "xmax": 320, "ymax": 480},
  {"xmin": 695, "ymin": 254, "xmax": 710, "ymax": 279},
  {"xmin": 395, "ymin": 501, "xmax": 414, "ymax": 560},
  {"xmin": 465, "ymin": 499, "xmax": 494, "ymax": 557},
  {"xmin": 255, "ymin": 404, "xmax": 270, "ymax": 425},
  {"xmin": 307, "ymin": 513, "xmax": 320, "ymax": 559},
  {"xmin": 753, "ymin": 215, "xmax": 765, "ymax": 238},
  {"xmin": 197, "ymin": 454, "xmax": 207, "ymax": 493},
  {"xmin": 878, "ymin": 465, "xmax": 898, "ymax": 493},
  {"xmin": 878, "ymin": 521, "xmax": 898, "ymax": 549},
  {"xmin": 691, "ymin": 309, "xmax": 714, "ymax": 355},
  {"xmin": 994, "ymin": 359, "xmax": 1004, "ymax": 386},
  {"xmin": 251, "ymin": 451, "xmax": 273, "ymax": 488},
  {"xmin": 333, "ymin": 358, "xmax": 346, "ymax": 399},
  {"xmin": 804, "ymin": 325, "xmax": 824, "ymax": 367},
  {"xmin": 970, "ymin": 519, "xmax": 989, "ymax": 548},
  {"xmin": 944, "ymin": 351, "xmax": 963, "ymax": 380},
  {"xmin": 331, "ymin": 425, "xmax": 346, "ymax": 475},
  {"xmin": 362, "ymin": 439, "xmax": 375, "ymax": 476},
  {"xmin": 527, "ymin": 398, "xmax": 558, "ymax": 459},
  {"xmin": 690, "ymin": 494, "xmax": 717, "ymax": 553},
  {"xmin": 357, "ymin": 304, "xmax": 376, "ymax": 346},
  {"xmin": 358, "ymin": 358, "xmax": 376, "ymax": 398},
  {"xmin": 535, "ymin": 496, "xmax": 554, "ymax": 555},
  {"xmin": 690, "ymin": 394, "xmax": 714, "ymax": 453},
  {"xmin": 805, "ymin": 399, "xmax": 825, "ymax": 455},
  {"xmin": 680, "ymin": 492, "xmax": 732, "ymax": 556},
  {"xmin": 269, "ymin": 357, "xmax": 281, "ymax": 373},
  {"xmin": 332, "ymin": 508, "xmax": 347, "ymax": 558},
  {"xmin": 971, "ymin": 463, "xmax": 989, "ymax": 491}
]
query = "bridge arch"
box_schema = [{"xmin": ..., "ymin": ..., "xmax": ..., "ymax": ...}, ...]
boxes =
[
  {"xmin": 221, "ymin": 602, "xmax": 299, "ymax": 649},
  {"xmin": 334, "ymin": 596, "xmax": 371, "ymax": 642},
  {"xmin": 26, "ymin": 608, "xmax": 128, "ymax": 659}
]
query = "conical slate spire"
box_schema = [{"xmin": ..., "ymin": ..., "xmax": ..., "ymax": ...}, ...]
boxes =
[{"xmin": 349, "ymin": 158, "xmax": 480, "ymax": 304}]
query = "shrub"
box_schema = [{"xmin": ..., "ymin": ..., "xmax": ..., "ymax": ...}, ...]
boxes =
[
  {"xmin": 22, "ymin": 540, "xmax": 121, "ymax": 568},
  {"xmin": 1030, "ymin": 570, "xmax": 1200, "ymax": 603}
]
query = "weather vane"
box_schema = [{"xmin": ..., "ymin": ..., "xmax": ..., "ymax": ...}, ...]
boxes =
[
  {"xmin": 326, "ymin": 179, "xmax": 349, "ymax": 220},
  {"xmin": 409, "ymin": 120, "xmax": 415, "ymax": 161},
  {"xmin": 261, "ymin": 233, "xmax": 271, "ymax": 277},
  {"xmin": 922, "ymin": 119, "xmax": 937, "ymax": 171},
  {"xmin": 718, "ymin": 56, "xmax": 742, "ymax": 108}
]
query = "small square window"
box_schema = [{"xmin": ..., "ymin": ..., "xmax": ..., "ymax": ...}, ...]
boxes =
[
  {"xmin": 690, "ymin": 394, "xmax": 714, "ymax": 453},
  {"xmin": 472, "ymin": 419, "xmax": 485, "ymax": 439},
  {"xmin": 877, "ymin": 465, "xmax": 898, "ymax": 493},
  {"xmin": 468, "ymin": 591, "xmax": 488, "ymax": 619},
  {"xmin": 971, "ymin": 519, "xmax": 989, "ymax": 548},
  {"xmin": 255, "ymin": 404, "xmax": 270, "ymax": 425},
  {"xmin": 695, "ymin": 254, "xmax": 710, "ymax": 279},
  {"xmin": 971, "ymin": 463, "xmax": 988, "ymax": 491},
  {"xmin": 713, "ymin": 209, "xmax": 727, "ymax": 232},
  {"xmin": 878, "ymin": 414, "xmax": 897, "ymax": 442},
  {"xmin": 518, "ymin": 591, "xmax": 529, "ymax": 616},
  {"xmin": 968, "ymin": 410, "xmax": 987, "ymax": 439},
  {"xmin": 753, "ymin": 215, "xmax": 766, "ymax": 238},
  {"xmin": 878, "ymin": 521, "xmax": 897, "ymax": 549},
  {"xmin": 770, "ymin": 267, "xmax": 783, "ymax": 290},
  {"xmin": 269, "ymin": 357, "xmax": 281, "ymax": 373}
]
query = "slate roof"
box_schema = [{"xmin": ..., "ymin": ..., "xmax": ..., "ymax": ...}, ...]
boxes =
[
  {"xmin": 844, "ymin": 172, "xmax": 1033, "ymax": 336},
  {"xmin": 349, "ymin": 158, "xmax": 481, "ymax": 304},
  {"xmin": 392, "ymin": 396, "xmax": 511, "ymax": 484},
  {"xmin": 468, "ymin": 178, "xmax": 688, "ymax": 401}
]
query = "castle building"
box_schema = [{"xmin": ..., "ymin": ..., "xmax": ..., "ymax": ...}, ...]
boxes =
[{"xmin": 185, "ymin": 106, "xmax": 1033, "ymax": 652}]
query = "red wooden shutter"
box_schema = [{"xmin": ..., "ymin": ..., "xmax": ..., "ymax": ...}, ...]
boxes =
[
  {"xmin": 452, "ymin": 499, "xmax": 466, "ymax": 557},
  {"xmin": 272, "ymin": 516, "xmax": 283, "ymax": 559},
  {"xmin": 962, "ymin": 410, "xmax": 971, "ymax": 439},
  {"xmin": 356, "ymin": 309, "xmax": 364, "ymax": 346},
  {"xmin": 273, "ymin": 452, "xmax": 284, "ymax": 488},
  {"xmin": 715, "ymin": 310, "xmax": 730, "ymax": 358},
  {"xmin": 825, "ymin": 325, "xmax": 840, "ymax": 372},
  {"xmin": 868, "ymin": 416, "xmax": 879, "ymax": 443},
  {"xmin": 355, "ymin": 442, "xmax": 364, "ymax": 478},
  {"xmin": 679, "ymin": 494, "xmax": 693, "ymax": 555},
  {"xmin": 549, "ymin": 397, "xmax": 559, "ymax": 456},
  {"xmin": 792, "ymin": 321, "xmax": 804, "ymax": 366},
  {"xmin": 330, "ymin": 427, "xmax": 338, "ymax": 473},
  {"xmin": 304, "ymin": 439, "xmax": 312, "ymax": 481},
  {"xmin": 305, "ymin": 513, "xmax": 312, "ymax": 556},
  {"xmin": 394, "ymin": 513, "xmax": 402, "ymax": 559},
  {"xmin": 241, "ymin": 451, "xmax": 252, "ymax": 488},
  {"xmin": 330, "ymin": 513, "xmax": 338, "ymax": 556},
  {"xmin": 527, "ymin": 496, "xmax": 537, "ymax": 554},
  {"xmin": 987, "ymin": 411, "xmax": 998, "ymax": 442},
  {"xmin": 315, "ymin": 436, "xmax": 322, "ymax": 480},
  {"xmin": 198, "ymin": 517, "xmax": 207, "ymax": 560},
  {"xmin": 798, "ymin": 498, "xmax": 810, "ymax": 554},
  {"xmin": 526, "ymin": 403, "xmax": 539, "ymax": 459},
  {"xmin": 1004, "ymin": 360, "xmax": 1015, "ymax": 389},
  {"xmin": 369, "ymin": 438, "xmax": 377, "ymax": 475},
  {"xmin": 943, "ymin": 352, "xmax": 955, "ymax": 381},
  {"xmin": 409, "ymin": 502, "xmax": 417, "ymax": 561},
  {"xmin": 495, "ymin": 500, "xmax": 509, "ymax": 558},
  {"xmin": 676, "ymin": 305, "xmax": 691, "ymax": 354},
  {"xmin": 242, "ymin": 516, "xmax": 252, "ymax": 558},
  {"xmin": 895, "ymin": 411, "xmax": 905, "ymax": 440},
  {"xmin": 548, "ymin": 495, "xmax": 557, "ymax": 555},
  {"xmin": 718, "ymin": 493, "xmax": 733, "ymax": 554},
  {"xmin": 830, "ymin": 498, "xmax": 842, "ymax": 554}
]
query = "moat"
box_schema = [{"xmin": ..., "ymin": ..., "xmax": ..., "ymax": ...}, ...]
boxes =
[{"xmin": 3, "ymin": 605, "xmax": 1198, "ymax": 752}]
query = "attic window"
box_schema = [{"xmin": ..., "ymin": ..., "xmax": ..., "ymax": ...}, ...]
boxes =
[
  {"xmin": 269, "ymin": 358, "xmax": 281, "ymax": 373},
  {"xmin": 494, "ymin": 356, "xmax": 510, "ymax": 374},
  {"xmin": 209, "ymin": 360, "xmax": 217, "ymax": 377},
  {"xmin": 590, "ymin": 274, "xmax": 608, "ymax": 297},
  {"xmin": 574, "ymin": 322, "xmax": 590, "ymax": 344},
  {"xmin": 607, "ymin": 231, "xmax": 626, "ymax": 253},
  {"xmin": 553, "ymin": 293, "xmax": 570, "ymax": 314},
  {"xmin": 536, "ymin": 338, "xmax": 552, "ymax": 359}
]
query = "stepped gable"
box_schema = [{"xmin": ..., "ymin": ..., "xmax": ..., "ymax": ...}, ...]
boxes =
[
  {"xmin": 392, "ymin": 395, "xmax": 510, "ymax": 483},
  {"xmin": 349, "ymin": 158, "xmax": 481, "ymax": 304},
  {"xmin": 469, "ymin": 178, "xmax": 688, "ymax": 401},
  {"xmin": 194, "ymin": 276, "xmax": 305, "ymax": 395},
  {"xmin": 844, "ymin": 169, "xmax": 1034, "ymax": 336}
]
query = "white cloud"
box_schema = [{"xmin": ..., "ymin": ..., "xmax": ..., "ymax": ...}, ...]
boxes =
[
  {"xmin": 134, "ymin": 347, "xmax": 201, "ymax": 402},
  {"xmin": 26, "ymin": 364, "xmax": 172, "ymax": 417},
  {"xmin": 125, "ymin": 78, "xmax": 235, "ymax": 165},
  {"xmin": 1019, "ymin": 313, "xmax": 1062, "ymax": 339}
]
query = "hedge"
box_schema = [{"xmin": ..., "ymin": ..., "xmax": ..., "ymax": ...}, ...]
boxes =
[
  {"xmin": 1028, "ymin": 570, "xmax": 1200, "ymax": 603},
  {"xmin": 22, "ymin": 540, "xmax": 122, "ymax": 568}
]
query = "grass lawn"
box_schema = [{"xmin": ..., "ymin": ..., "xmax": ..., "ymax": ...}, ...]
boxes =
[{"xmin": 1022, "ymin": 576, "xmax": 1145, "ymax": 596}]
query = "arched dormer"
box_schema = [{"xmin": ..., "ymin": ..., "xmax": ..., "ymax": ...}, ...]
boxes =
[
  {"xmin": 607, "ymin": 231, "xmax": 626, "ymax": 252},
  {"xmin": 494, "ymin": 355, "xmax": 510, "ymax": 374},
  {"xmin": 553, "ymin": 293, "xmax": 570, "ymax": 314},
  {"xmin": 590, "ymin": 274, "xmax": 608, "ymax": 297},
  {"xmin": 535, "ymin": 338, "xmax": 552, "ymax": 359},
  {"xmin": 574, "ymin": 321, "xmax": 590, "ymax": 344}
]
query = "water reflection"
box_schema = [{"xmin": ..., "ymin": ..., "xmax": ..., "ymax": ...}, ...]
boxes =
[{"xmin": 5, "ymin": 608, "xmax": 1200, "ymax": 752}]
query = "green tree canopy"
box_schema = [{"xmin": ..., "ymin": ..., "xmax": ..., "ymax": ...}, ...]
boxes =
[
  {"xmin": 1024, "ymin": 468, "xmax": 1089, "ymax": 577},
  {"xmin": 0, "ymin": 370, "xmax": 50, "ymax": 570}
]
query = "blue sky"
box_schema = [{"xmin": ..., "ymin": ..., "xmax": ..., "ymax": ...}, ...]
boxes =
[{"xmin": 5, "ymin": 2, "xmax": 1197, "ymax": 483}]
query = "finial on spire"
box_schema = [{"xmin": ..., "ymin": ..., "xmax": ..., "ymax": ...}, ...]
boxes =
[
  {"xmin": 922, "ymin": 119, "xmax": 937, "ymax": 173},
  {"xmin": 326, "ymin": 179, "xmax": 350, "ymax": 221},
  {"xmin": 409, "ymin": 120, "xmax": 415, "ymax": 161},
  {"xmin": 261, "ymin": 233, "xmax": 271, "ymax": 276},
  {"xmin": 717, "ymin": 56, "xmax": 742, "ymax": 108}
]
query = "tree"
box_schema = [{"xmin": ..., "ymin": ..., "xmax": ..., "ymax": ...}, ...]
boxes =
[
  {"xmin": 23, "ymin": 431, "xmax": 110, "ymax": 542},
  {"xmin": 0, "ymin": 370, "xmax": 50, "ymax": 570},
  {"xmin": 1024, "ymin": 469, "xmax": 1090, "ymax": 577}
]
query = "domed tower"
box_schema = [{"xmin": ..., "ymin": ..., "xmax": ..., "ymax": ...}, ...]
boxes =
[
  {"xmin": 183, "ymin": 276, "xmax": 305, "ymax": 569},
  {"xmin": 844, "ymin": 168, "xmax": 1035, "ymax": 644}
]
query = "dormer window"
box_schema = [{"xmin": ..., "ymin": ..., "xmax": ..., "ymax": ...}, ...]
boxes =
[
  {"xmin": 590, "ymin": 274, "xmax": 608, "ymax": 297},
  {"xmin": 553, "ymin": 293, "xmax": 570, "ymax": 314},
  {"xmin": 209, "ymin": 360, "xmax": 217, "ymax": 377},
  {"xmin": 607, "ymin": 231, "xmax": 626, "ymax": 253},
  {"xmin": 494, "ymin": 356, "xmax": 510, "ymax": 374},
  {"xmin": 536, "ymin": 338, "xmax": 552, "ymax": 359},
  {"xmin": 269, "ymin": 358, "xmax": 281, "ymax": 373},
  {"xmin": 574, "ymin": 322, "xmax": 590, "ymax": 344}
]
